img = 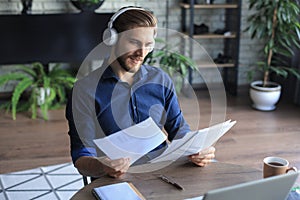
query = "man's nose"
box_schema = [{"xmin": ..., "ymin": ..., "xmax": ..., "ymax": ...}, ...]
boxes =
[{"xmin": 135, "ymin": 47, "xmax": 148, "ymax": 57}]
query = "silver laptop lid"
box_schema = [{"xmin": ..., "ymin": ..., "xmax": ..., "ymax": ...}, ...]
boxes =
[{"xmin": 203, "ymin": 171, "xmax": 299, "ymax": 200}]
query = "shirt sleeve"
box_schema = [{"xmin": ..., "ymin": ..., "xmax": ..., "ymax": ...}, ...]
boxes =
[
  {"xmin": 65, "ymin": 81, "xmax": 102, "ymax": 163},
  {"xmin": 163, "ymin": 77, "xmax": 191, "ymax": 141}
]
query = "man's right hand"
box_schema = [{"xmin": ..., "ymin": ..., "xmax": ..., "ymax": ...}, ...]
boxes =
[{"xmin": 98, "ymin": 157, "xmax": 131, "ymax": 178}]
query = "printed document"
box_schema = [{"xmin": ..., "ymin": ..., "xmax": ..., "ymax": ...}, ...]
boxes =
[
  {"xmin": 93, "ymin": 117, "xmax": 236, "ymax": 165},
  {"xmin": 149, "ymin": 120, "xmax": 236, "ymax": 163},
  {"xmin": 93, "ymin": 117, "xmax": 167, "ymax": 165}
]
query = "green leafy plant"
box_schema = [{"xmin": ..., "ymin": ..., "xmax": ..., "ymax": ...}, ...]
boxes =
[
  {"xmin": 245, "ymin": 0, "xmax": 300, "ymax": 87},
  {"xmin": 0, "ymin": 62, "xmax": 76, "ymax": 120},
  {"xmin": 144, "ymin": 38, "xmax": 198, "ymax": 93}
]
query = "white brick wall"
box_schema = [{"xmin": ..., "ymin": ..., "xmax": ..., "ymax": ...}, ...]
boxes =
[{"xmin": 0, "ymin": 0, "xmax": 263, "ymax": 90}]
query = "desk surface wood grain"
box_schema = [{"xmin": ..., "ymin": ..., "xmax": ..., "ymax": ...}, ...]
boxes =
[{"xmin": 71, "ymin": 159, "xmax": 261, "ymax": 200}]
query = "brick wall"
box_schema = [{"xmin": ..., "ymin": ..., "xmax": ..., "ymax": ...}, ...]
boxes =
[{"xmin": 0, "ymin": 0, "xmax": 262, "ymax": 91}]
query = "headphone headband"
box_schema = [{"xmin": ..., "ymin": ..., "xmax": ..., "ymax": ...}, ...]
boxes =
[
  {"xmin": 107, "ymin": 7, "xmax": 145, "ymax": 29},
  {"xmin": 103, "ymin": 6, "xmax": 156, "ymax": 49}
]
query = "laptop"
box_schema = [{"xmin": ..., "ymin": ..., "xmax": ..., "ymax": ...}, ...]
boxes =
[{"xmin": 186, "ymin": 171, "xmax": 299, "ymax": 200}]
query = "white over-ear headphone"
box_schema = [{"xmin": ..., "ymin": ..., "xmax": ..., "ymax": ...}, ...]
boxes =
[{"xmin": 102, "ymin": 6, "xmax": 156, "ymax": 52}]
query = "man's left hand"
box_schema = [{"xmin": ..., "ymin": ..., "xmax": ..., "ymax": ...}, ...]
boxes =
[{"xmin": 188, "ymin": 146, "xmax": 216, "ymax": 167}]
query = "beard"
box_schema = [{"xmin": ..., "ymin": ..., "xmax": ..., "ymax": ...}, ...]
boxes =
[
  {"xmin": 116, "ymin": 54, "xmax": 144, "ymax": 73},
  {"xmin": 117, "ymin": 55, "xmax": 132, "ymax": 72}
]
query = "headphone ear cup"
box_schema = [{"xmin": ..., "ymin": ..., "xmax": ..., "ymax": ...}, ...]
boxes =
[{"xmin": 102, "ymin": 28, "xmax": 118, "ymax": 46}]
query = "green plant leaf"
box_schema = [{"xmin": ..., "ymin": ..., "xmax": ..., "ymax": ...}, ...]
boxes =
[
  {"xmin": 46, "ymin": 88, "xmax": 56, "ymax": 104},
  {"xmin": 0, "ymin": 101, "xmax": 11, "ymax": 114},
  {"xmin": 11, "ymin": 77, "xmax": 33, "ymax": 120},
  {"xmin": 16, "ymin": 65, "xmax": 36, "ymax": 77},
  {"xmin": 270, "ymin": 66, "xmax": 288, "ymax": 78},
  {"xmin": 0, "ymin": 72, "xmax": 28, "ymax": 86},
  {"xmin": 144, "ymin": 38, "xmax": 199, "ymax": 93},
  {"xmin": 39, "ymin": 102, "xmax": 48, "ymax": 120},
  {"xmin": 1, "ymin": 62, "xmax": 76, "ymax": 120},
  {"xmin": 245, "ymin": 0, "xmax": 300, "ymax": 86},
  {"xmin": 30, "ymin": 88, "xmax": 38, "ymax": 119},
  {"xmin": 279, "ymin": 67, "xmax": 300, "ymax": 80},
  {"xmin": 55, "ymin": 85, "xmax": 66, "ymax": 104}
]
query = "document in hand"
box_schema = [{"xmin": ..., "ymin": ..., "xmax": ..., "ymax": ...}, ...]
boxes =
[
  {"xmin": 93, "ymin": 117, "xmax": 167, "ymax": 165},
  {"xmin": 92, "ymin": 182, "xmax": 146, "ymax": 200},
  {"xmin": 149, "ymin": 120, "xmax": 236, "ymax": 163}
]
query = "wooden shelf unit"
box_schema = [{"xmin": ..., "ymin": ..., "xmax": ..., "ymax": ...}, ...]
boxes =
[
  {"xmin": 183, "ymin": 32, "xmax": 237, "ymax": 39},
  {"xmin": 180, "ymin": 3, "xmax": 238, "ymax": 9},
  {"xmin": 180, "ymin": 0, "xmax": 242, "ymax": 95}
]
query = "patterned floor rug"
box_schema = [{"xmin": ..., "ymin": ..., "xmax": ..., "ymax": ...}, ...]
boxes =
[{"xmin": 0, "ymin": 162, "xmax": 84, "ymax": 200}]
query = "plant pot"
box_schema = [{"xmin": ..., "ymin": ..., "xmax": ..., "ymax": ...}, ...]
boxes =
[
  {"xmin": 249, "ymin": 81, "xmax": 281, "ymax": 111},
  {"xmin": 21, "ymin": 0, "xmax": 32, "ymax": 14},
  {"xmin": 35, "ymin": 87, "xmax": 50, "ymax": 106},
  {"xmin": 70, "ymin": 0, "xmax": 105, "ymax": 12}
]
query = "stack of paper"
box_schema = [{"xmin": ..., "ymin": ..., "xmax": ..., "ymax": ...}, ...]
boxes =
[
  {"xmin": 93, "ymin": 117, "xmax": 236, "ymax": 165},
  {"xmin": 93, "ymin": 117, "xmax": 167, "ymax": 165},
  {"xmin": 149, "ymin": 120, "xmax": 236, "ymax": 163}
]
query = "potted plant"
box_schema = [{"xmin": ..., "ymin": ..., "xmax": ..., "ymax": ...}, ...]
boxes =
[
  {"xmin": 70, "ymin": 0, "xmax": 105, "ymax": 12},
  {"xmin": 245, "ymin": 0, "xmax": 300, "ymax": 111},
  {"xmin": 0, "ymin": 62, "xmax": 76, "ymax": 120},
  {"xmin": 144, "ymin": 38, "xmax": 198, "ymax": 94}
]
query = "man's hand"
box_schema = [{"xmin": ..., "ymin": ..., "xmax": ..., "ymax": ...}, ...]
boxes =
[
  {"xmin": 98, "ymin": 157, "xmax": 130, "ymax": 178},
  {"xmin": 188, "ymin": 146, "xmax": 216, "ymax": 167}
]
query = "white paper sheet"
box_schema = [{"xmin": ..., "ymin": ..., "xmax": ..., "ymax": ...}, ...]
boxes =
[
  {"xmin": 93, "ymin": 117, "xmax": 167, "ymax": 165},
  {"xmin": 149, "ymin": 120, "xmax": 236, "ymax": 163},
  {"xmin": 92, "ymin": 182, "xmax": 143, "ymax": 200}
]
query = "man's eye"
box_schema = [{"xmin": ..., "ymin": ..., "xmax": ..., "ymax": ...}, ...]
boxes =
[
  {"xmin": 146, "ymin": 44, "xmax": 153, "ymax": 48},
  {"xmin": 129, "ymin": 40, "xmax": 139, "ymax": 46},
  {"xmin": 144, "ymin": 45, "xmax": 152, "ymax": 50}
]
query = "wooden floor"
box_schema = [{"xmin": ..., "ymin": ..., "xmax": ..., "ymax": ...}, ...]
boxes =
[{"xmin": 0, "ymin": 88, "xmax": 299, "ymax": 174}]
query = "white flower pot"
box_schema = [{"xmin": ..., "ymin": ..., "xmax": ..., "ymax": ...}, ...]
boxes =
[
  {"xmin": 249, "ymin": 81, "xmax": 281, "ymax": 111},
  {"xmin": 35, "ymin": 87, "xmax": 50, "ymax": 106}
]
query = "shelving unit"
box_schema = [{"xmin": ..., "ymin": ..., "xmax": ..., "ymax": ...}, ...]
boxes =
[{"xmin": 180, "ymin": 0, "xmax": 242, "ymax": 95}]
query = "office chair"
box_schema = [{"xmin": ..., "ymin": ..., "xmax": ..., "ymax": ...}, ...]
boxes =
[{"xmin": 82, "ymin": 175, "xmax": 91, "ymax": 186}]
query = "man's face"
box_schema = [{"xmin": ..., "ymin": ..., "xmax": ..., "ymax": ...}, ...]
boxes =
[{"xmin": 114, "ymin": 27, "xmax": 155, "ymax": 73}]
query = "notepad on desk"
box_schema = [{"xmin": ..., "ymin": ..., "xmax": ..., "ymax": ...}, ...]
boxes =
[{"xmin": 92, "ymin": 182, "xmax": 146, "ymax": 200}]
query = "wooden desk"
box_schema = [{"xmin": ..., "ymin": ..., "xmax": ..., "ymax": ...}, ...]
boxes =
[{"xmin": 71, "ymin": 159, "xmax": 262, "ymax": 200}]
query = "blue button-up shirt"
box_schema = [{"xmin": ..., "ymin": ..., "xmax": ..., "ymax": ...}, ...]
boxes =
[{"xmin": 66, "ymin": 63, "xmax": 190, "ymax": 164}]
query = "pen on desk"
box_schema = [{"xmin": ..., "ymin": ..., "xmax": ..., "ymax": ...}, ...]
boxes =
[{"xmin": 159, "ymin": 175, "xmax": 184, "ymax": 190}]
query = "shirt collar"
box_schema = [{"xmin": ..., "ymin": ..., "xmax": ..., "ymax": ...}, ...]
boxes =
[
  {"xmin": 102, "ymin": 66, "xmax": 117, "ymax": 80},
  {"xmin": 136, "ymin": 64, "xmax": 148, "ymax": 80}
]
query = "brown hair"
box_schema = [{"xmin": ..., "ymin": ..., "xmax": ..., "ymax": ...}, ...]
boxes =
[{"xmin": 113, "ymin": 7, "xmax": 157, "ymax": 34}]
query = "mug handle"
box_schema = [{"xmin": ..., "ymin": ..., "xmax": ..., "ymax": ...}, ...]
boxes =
[{"xmin": 286, "ymin": 167, "xmax": 297, "ymax": 173}]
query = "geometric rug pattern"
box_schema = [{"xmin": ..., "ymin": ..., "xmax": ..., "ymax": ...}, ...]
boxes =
[{"xmin": 0, "ymin": 163, "xmax": 84, "ymax": 200}]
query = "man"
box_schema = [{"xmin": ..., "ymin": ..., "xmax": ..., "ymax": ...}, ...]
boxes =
[{"xmin": 66, "ymin": 7, "xmax": 215, "ymax": 179}]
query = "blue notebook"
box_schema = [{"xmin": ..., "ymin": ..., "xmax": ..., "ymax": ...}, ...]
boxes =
[{"xmin": 92, "ymin": 182, "xmax": 145, "ymax": 200}]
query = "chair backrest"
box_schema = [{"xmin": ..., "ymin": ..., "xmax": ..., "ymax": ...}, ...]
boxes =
[{"xmin": 82, "ymin": 175, "xmax": 91, "ymax": 186}]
